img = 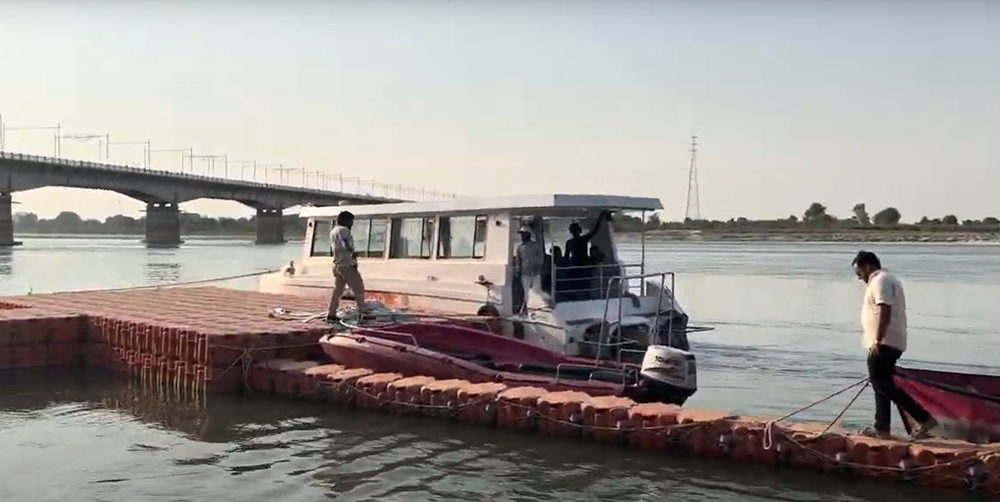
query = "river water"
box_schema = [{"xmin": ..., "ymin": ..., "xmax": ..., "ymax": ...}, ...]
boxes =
[{"xmin": 1, "ymin": 236, "xmax": 997, "ymax": 502}]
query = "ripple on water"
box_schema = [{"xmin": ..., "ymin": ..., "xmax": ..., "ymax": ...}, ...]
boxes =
[{"xmin": 0, "ymin": 370, "xmax": 970, "ymax": 502}]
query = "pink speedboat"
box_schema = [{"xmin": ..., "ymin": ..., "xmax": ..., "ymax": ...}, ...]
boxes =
[
  {"xmin": 895, "ymin": 366, "xmax": 1000, "ymax": 444},
  {"xmin": 320, "ymin": 319, "xmax": 697, "ymax": 405}
]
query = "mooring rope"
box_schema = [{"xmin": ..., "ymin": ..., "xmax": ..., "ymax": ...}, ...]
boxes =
[
  {"xmin": 36, "ymin": 268, "xmax": 281, "ymax": 295},
  {"xmin": 762, "ymin": 377, "xmax": 870, "ymax": 451}
]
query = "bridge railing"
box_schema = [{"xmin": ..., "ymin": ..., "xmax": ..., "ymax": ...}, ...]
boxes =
[{"xmin": 0, "ymin": 150, "xmax": 458, "ymax": 202}]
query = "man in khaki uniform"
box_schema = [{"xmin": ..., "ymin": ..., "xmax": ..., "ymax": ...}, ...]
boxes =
[{"xmin": 326, "ymin": 210, "xmax": 367, "ymax": 323}]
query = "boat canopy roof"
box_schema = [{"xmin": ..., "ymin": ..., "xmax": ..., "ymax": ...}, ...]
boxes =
[{"xmin": 299, "ymin": 193, "xmax": 664, "ymax": 219}]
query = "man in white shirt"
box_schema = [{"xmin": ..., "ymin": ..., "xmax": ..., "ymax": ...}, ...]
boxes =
[
  {"xmin": 853, "ymin": 251, "xmax": 937, "ymax": 439},
  {"xmin": 326, "ymin": 211, "xmax": 367, "ymax": 323}
]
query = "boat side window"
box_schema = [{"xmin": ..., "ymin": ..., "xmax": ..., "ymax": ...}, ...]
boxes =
[
  {"xmin": 367, "ymin": 218, "xmax": 388, "ymax": 258},
  {"xmin": 438, "ymin": 215, "xmax": 488, "ymax": 259},
  {"xmin": 311, "ymin": 218, "xmax": 387, "ymax": 258},
  {"xmin": 353, "ymin": 219, "xmax": 372, "ymax": 257},
  {"xmin": 310, "ymin": 219, "xmax": 333, "ymax": 257},
  {"xmin": 390, "ymin": 217, "xmax": 435, "ymax": 259}
]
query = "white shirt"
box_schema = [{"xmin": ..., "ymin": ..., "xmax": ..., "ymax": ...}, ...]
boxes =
[{"xmin": 860, "ymin": 270, "xmax": 907, "ymax": 352}]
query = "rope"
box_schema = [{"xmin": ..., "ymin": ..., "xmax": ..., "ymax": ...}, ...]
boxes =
[
  {"xmin": 819, "ymin": 380, "xmax": 869, "ymax": 436},
  {"xmin": 43, "ymin": 268, "xmax": 280, "ymax": 295},
  {"xmin": 762, "ymin": 377, "xmax": 870, "ymax": 451},
  {"xmin": 317, "ymin": 378, "xmax": 714, "ymax": 435},
  {"xmin": 775, "ymin": 427, "xmax": 987, "ymax": 473}
]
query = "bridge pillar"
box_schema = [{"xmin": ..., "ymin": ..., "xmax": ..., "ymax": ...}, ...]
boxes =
[
  {"xmin": 255, "ymin": 208, "xmax": 285, "ymax": 245},
  {"xmin": 0, "ymin": 193, "xmax": 22, "ymax": 247},
  {"xmin": 144, "ymin": 202, "xmax": 183, "ymax": 248}
]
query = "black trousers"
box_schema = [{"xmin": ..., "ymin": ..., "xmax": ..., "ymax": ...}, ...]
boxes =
[{"xmin": 867, "ymin": 345, "xmax": 932, "ymax": 432}]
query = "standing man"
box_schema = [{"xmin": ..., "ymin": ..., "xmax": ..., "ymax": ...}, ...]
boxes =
[
  {"xmin": 327, "ymin": 210, "xmax": 367, "ymax": 323},
  {"xmin": 564, "ymin": 211, "xmax": 611, "ymax": 300},
  {"xmin": 564, "ymin": 211, "xmax": 610, "ymax": 266},
  {"xmin": 853, "ymin": 251, "xmax": 938, "ymax": 439},
  {"xmin": 514, "ymin": 227, "xmax": 543, "ymax": 313}
]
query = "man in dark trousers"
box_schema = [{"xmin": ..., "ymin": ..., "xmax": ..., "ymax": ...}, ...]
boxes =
[{"xmin": 853, "ymin": 251, "xmax": 938, "ymax": 439}]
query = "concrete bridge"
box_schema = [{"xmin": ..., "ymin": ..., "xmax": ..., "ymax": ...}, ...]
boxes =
[{"xmin": 0, "ymin": 152, "xmax": 443, "ymax": 247}]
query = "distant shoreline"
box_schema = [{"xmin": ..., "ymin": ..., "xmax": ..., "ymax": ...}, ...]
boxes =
[
  {"xmin": 13, "ymin": 229, "xmax": 999, "ymax": 244},
  {"xmin": 15, "ymin": 232, "xmax": 254, "ymax": 239},
  {"xmin": 13, "ymin": 232, "xmax": 304, "ymax": 242},
  {"xmin": 628, "ymin": 229, "xmax": 1000, "ymax": 243}
]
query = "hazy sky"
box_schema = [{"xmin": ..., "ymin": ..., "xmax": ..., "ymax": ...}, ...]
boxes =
[{"xmin": 1, "ymin": 1, "xmax": 997, "ymax": 222}]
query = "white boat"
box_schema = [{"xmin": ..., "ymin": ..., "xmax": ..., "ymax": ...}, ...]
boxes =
[{"xmin": 260, "ymin": 193, "xmax": 701, "ymax": 385}]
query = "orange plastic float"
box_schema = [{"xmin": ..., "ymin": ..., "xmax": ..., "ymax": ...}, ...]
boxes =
[
  {"xmin": 301, "ymin": 364, "xmax": 346, "ymax": 399},
  {"xmin": 456, "ymin": 382, "xmax": 508, "ymax": 425},
  {"xmin": 386, "ymin": 375, "xmax": 436, "ymax": 414},
  {"xmin": 420, "ymin": 379, "xmax": 471, "ymax": 418},
  {"xmin": 1, "ymin": 286, "xmax": 999, "ymax": 497},
  {"xmin": 355, "ymin": 372, "xmax": 403, "ymax": 411}
]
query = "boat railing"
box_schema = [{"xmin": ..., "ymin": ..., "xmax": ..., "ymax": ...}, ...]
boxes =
[
  {"xmin": 343, "ymin": 310, "xmax": 518, "ymax": 340},
  {"xmin": 548, "ymin": 262, "xmax": 646, "ymax": 303},
  {"xmin": 576, "ymin": 338, "xmax": 642, "ymax": 349},
  {"xmin": 594, "ymin": 271, "xmax": 677, "ymax": 366},
  {"xmin": 346, "ymin": 322, "xmax": 422, "ymax": 348},
  {"xmin": 554, "ymin": 362, "xmax": 631, "ymax": 386}
]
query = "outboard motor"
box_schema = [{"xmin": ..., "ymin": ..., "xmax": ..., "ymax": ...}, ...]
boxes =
[{"xmin": 639, "ymin": 345, "xmax": 697, "ymax": 406}]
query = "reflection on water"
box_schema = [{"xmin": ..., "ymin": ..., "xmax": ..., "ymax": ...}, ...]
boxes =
[
  {"xmin": 0, "ymin": 369, "xmax": 966, "ymax": 502},
  {"xmin": 0, "ymin": 248, "xmax": 12, "ymax": 276},
  {"xmin": 144, "ymin": 260, "xmax": 182, "ymax": 284},
  {"xmin": 145, "ymin": 248, "xmax": 183, "ymax": 285}
]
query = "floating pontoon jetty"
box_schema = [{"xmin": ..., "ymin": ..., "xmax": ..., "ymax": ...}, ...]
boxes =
[{"xmin": 2, "ymin": 286, "xmax": 998, "ymax": 496}]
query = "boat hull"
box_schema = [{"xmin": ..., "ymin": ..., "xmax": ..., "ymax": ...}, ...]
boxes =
[
  {"xmin": 896, "ymin": 366, "xmax": 1000, "ymax": 444},
  {"xmin": 321, "ymin": 321, "xmax": 695, "ymax": 405}
]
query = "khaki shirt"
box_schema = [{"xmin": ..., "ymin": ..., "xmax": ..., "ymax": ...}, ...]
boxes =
[
  {"xmin": 516, "ymin": 241, "xmax": 544, "ymax": 277},
  {"xmin": 330, "ymin": 225, "xmax": 357, "ymax": 267}
]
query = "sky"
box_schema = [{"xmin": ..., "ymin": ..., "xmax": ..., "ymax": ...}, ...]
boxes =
[{"xmin": 0, "ymin": 1, "xmax": 997, "ymax": 222}]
